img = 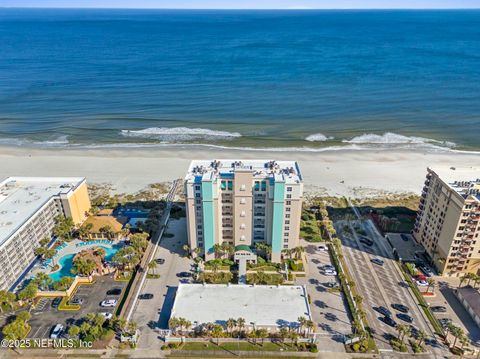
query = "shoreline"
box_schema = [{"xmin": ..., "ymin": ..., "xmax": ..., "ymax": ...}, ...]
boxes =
[{"xmin": 1, "ymin": 145, "xmax": 479, "ymax": 198}]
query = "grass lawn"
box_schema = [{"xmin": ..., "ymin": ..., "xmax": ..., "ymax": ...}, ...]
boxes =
[
  {"xmin": 248, "ymin": 265, "xmax": 279, "ymax": 272},
  {"xmin": 180, "ymin": 341, "xmax": 298, "ymax": 352}
]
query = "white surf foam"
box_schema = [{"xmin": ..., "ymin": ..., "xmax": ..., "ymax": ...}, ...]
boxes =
[
  {"xmin": 305, "ymin": 133, "xmax": 334, "ymax": 142},
  {"xmin": 343, "ymin": 132, "xmax": 456, "ymax": 148},
  {"xmin": 121, "ymin": 127, "xmax": 242, "ymax": 141}
]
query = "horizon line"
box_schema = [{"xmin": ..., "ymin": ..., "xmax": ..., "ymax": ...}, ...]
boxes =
[{"xmin": 1, "ymin": 7, "xmax": 480, "ymax": 10}]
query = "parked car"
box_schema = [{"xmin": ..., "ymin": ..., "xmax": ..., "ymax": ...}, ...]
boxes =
[
  {"xmin": 50, "ymin": 324, "xmax": 64, "ymax": 339},
  {"xmin": 380, "ymin": 316, "xmax": 397, "ymax": 327},
  {"xmin": 69, "ymin": 297, "xmax": 83, "ymax": 305},
  {"xmin": 155, "ymin": 258, "xmax": 165, "ymax": 264},
  {"xmin": 371, "ymin": 258, "xmax": 384, "ymax": 266},
  {"xmin": 419, "ymin": 266, "xmax": 434, "ymax": 277},
  {"xmin": 106, "ymin": 288, "xmax": 122, "ymax": 296},
  {"xmin": 139, "ymin": 293, "xmax": 154, "ymax": 300},
  {"xmin": 360, "ymin": 237, "xmax": 374, "ymax": 246},
  {"xmin": 100, "ymin": 299, "xmax": 118, "ymax": 307},
  {"xmin": 396, "ymin": 313, "xmax": 413, "ymax": 323},
  {"xmin": 400, "ymin": 234, "xmax": 410, "ymax": 241},
  {"xmin": 317, "ymin": 245, "xmax": 328, "ymax": 252},
  {"xmin": 409, "ymin": 325, "xmax": 419, "ymax": 338},
  {"xmin": 51, "ymin": 297, "xmax": 61, "ymax": 309},
  {"xmin": 431, "ymin": 306, "xmax": 447, "ymax": 313},
  {"xmin": 416, "ymin": 279, "xmax": 428, "ymax": 286},
  {"xmin": 439, "ymin": 318, "xmax": 452, "ymax": 327},
  {"xmin": 177, "ymin": 272, "xmax": 192, "ymax": 278},
  {"xmin": 325, "ymin": 281, "xmax": 339, "ymax": 289},
  {"xmin": 322, "ymin": 264, "xmax": 335, "ymax": 271},
  {"xmin": 374, "ymin": 306, "xmax": 392, "ymax": 317},
  {"xmin": 392, "ymin": 303, "xmax": 409, "ymax": 313},
  {"xmin": 100, "ymin": 312, "xmax": 113, "ymax": 320},
  {"xmin": 324, "ymin": 269, "xmax": 337, "ymax": 276}
]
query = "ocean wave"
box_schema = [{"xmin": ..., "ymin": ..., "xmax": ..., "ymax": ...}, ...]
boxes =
[
  {"xmin": 343, "ymin": 132, "xmax": 456, "ymax": 148},
  {"xmin": 120, "ymin": 127, "xmax": 242, "ymax": 141},
  {"xmin": 0, "ymin": 136, "xmax": 70, "ymax": 147},
  {"xmin": 305, "ymin": 133, "xmax": 334, "ymax": 142}
]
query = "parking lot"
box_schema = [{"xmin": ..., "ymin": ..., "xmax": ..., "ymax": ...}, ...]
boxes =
[
  {"xmin": 28, "ymin": 274, "xmax": 126, "ymax": 339},
  {"xmin": 335, "ymin": 219, "xmax": 442, "ymax": 354},
  {"xmin": 426, "ymin": 276, "xmax": 480, "ymax": 348},
  {"xmin": 296, "ymin": 240, "xmax": 351, "ymax": 353},
  {"xmin": 132, "ymin": 217, "xmax": 192, "ymax": 350}
]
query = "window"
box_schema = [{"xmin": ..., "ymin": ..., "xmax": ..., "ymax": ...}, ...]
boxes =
[
  {"xmin": 240, "ymin": 184, "xmax": 246, "ymax": 191},
  {"xmin": 240, "ymin": 223, "xmax": 246, "ymax": 229},
  {"xmin": 286, "ymin": 194, "xmax": 292, "ymax": 199},
  {"xmin": 286, "ymin": 200, "xmax": 291, "ymax": 205},
  {"xmin": 284, "ymin": 226, "xmax": 290, "ymax": 231},
  {"xmin": 285, "ymin": 214, "xmax": 290, "ymax": 218},
  {"xmin": 240, "ymin": 211, "xmax": 246, "ymax": 217},
  {"xmin": 286, "ymin": 207, "xmax": 291, "ymax": 212},
  {"xmin": 240, "ymin": 198, "xmax": 246, "ymax": 204},
  {"xmin": 287, "ymin": 187, "xmax": 292, "ymax": 192},
  {"xmin": 195, "ymin": 193, "xmax": 201, "ymax": 198},
  {"xmin": 228, "ymin": 181, "xmax": 233, "ymax": 191},
  {"xmin": 285, "ymin": 220, "xmax": 290, "ymax": 224},
  {"xmin": 195, "ymin": 185, "xmax": 201, "ymax": 191}
]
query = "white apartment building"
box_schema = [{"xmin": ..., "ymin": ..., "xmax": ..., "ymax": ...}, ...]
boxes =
[
  {"xmin": 0, "ymin": 177, "xmax": 91, "ymax": 291},
  {"xmin": 413, "ymin": 167, "xmax": 480, "ymax": 277},
  {"xmin": 184, "ymin": 160, "xmax": 304, "ymax": 262}
]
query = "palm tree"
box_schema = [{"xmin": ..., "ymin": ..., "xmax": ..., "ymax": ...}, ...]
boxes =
[
  {"xmin": 297, "ymin": 316, "xmax": 306, "ymax": 335},
  {"xmin": 426, "ymin": 278, "xmax": 436, "ymax": 294},
  {"xmin": 417, "ymin": 329, "xmax": 427, "ymax": 346},
  {"xmin": 305, "ymin": 320, "xmax": 315, "ymax": 337},
  {"xmin": 213, "ymin": 244, "xmax": 223, "ymax": 259},
  {"xmin": 397, "ymin": 324, "xmax": 409, "ymax": 342},
  {"xmin": 459, "ymin": 334, "xmax": 469, "ymax": 357},
  {"xmin": 169, "ymin": 317, "xmax": 180, "ymax": 335},
  {"xmin": 353, "ymin": 294, "xmax": 363, "ymax": 306},
  {"xmin": 182, "ymin": 244, "xmax": 191, "ymax": 258},
  {"xmin": 148, "ymin": 260, "xmax": 157, "ymax": 275},
  {"xmin": 279, "ymin": 327, "xmax": 288, "ymax": 345},
  {"xmin": 237, "ymin": 317, "xmax": 245, "ymax": 335},
  {"xmin": 451, "ymin": 325, "xmax": 464, "ymax": 348},
  {"xmin": 248, "ymin": 329, "xmax": 258, "ymax": 345},
  {"xmin": 226, "ymin": 318, "xmax": 236, "ymax": 336}
]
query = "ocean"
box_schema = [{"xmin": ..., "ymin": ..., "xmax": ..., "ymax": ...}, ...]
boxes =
[{"xmin": 0, "ymin": 9, "xmax": 479, "ymax": 152}]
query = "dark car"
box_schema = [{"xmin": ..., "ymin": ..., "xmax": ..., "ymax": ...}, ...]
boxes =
[
  {"xmin": 106, "ymin": 288, "xmax": 122, "ymax": 296},
  {"xmin": 431, "ymin": 306, "xmax": 447, "ymax": 313},
  {"xmin": 177, "ymin": 272, "xmax": 192, "ymax": 278},
  {"xmin": 155, "ymin": 258, "xmax": 165, "ymax": 265},
  {"xmin": 380, "ymin": 316, "xmax": 397, "ymax": 327},
  {"xmin": 392, "ymin": 303, "xmax": 409, "ymax": 313},
  {"xmin": 400, "ymin": 234, "xmax": 410, "ymax": 241},
  {"xmin": 69, "ymin": 297, "xmax": 83, "ymax": 305},
  {"xmin": 360, "ymin": 237, "xmax": 374, "ymax": 246},
  {"xmin": 371, "ymin": 258, "xmax": 384, "ymax": 266},
  {"xmin": 139, "ymin": 293, "xmax": 154, "ymax": 300},
  {"xmin": 409, "ymin": 325, "xmax": 419, "ymax": 338},
  {"xmin": 374, "ymin": 306, "xmax": 392, "ymax": 317},
  {"xmin": 51, "ymin": 297, "xmax": 61, "ymax": 309},
  {"xmin": 439, "ymin": 318, "xmax": 452, "ymax": 327},
  {"xmin": 396, "ymin": 313, "xmax": 413, "ymax": 323}
]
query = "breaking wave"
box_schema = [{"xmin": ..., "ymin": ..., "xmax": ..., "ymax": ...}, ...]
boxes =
[
  {"xmin": 120, "ymin": 127, "xmax": 242, "ymax": 141},
  {"xmin": 342, "ymin": 132, "xmax": 456, "ymax": 148},
  {"xmin": 305, "ymin": 133, "xmax": 334, "ymax": 142}
]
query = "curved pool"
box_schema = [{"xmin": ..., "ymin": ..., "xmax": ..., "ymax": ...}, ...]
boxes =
[{"xmin": 49, "ymin": 245, "xmax": 121, "ymax": 282}]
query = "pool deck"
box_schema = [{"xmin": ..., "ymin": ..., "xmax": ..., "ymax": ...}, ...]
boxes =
[{"xmin": 28, "ymin": 238, "xmax": 126, "ymax": 281}]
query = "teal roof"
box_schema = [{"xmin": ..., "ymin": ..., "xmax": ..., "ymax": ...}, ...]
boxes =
[{"xmin": 235, "ymin": 245, "xmax": 252, "ymax": 253}]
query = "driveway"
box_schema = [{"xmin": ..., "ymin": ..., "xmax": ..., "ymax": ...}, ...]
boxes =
[
  {"xmin": 297, "ymin": 240, "xmax": 351, "ymax": 353},
  {"xmin": 132, "ymin": 217, "xmax": 192, "ymax": 349}
]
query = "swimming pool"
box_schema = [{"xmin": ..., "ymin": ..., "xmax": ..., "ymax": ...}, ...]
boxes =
[{"xmin": 49, "ymin": 244, "xmax": 122, "ymax": 282}]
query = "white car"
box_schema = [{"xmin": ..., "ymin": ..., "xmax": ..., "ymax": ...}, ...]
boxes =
[
  {"xmin": 416, "ymin": 280, "xmax": 428, "ymax": 286},
  {"xmin": 318, "ymin": 245, "xmax": 328, "ymax": 252},
  {"xmin": 100, "ymin": 312, "xmax": 113, "ymax": 320},
  {"xmin": 100, "ymin": 299, "xmax": 118, "ymax": 307},
  {"xmin": 324, "ymin": 269, "xmax": 337, "ymax": 276},
  {"xmin": 50, "ymin": 324, "xmax": 64, "ymax": 339}
]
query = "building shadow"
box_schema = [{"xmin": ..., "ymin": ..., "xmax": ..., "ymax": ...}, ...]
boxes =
[{"xmin": 158, "ymin": 286, "xmax": 178, "ymax": 329}]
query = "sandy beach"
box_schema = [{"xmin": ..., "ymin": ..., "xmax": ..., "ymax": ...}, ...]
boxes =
[{"xmin": 0, "ymin": 145, "xmax": 479, "ymax": 198}]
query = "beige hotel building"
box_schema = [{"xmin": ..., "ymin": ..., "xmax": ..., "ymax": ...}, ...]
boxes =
[
  {"xmin": 413, "ymin": 167, "xmax": 480, "ymax": 277},
  {"xmin": 184, "ymin": 160, "xmax": 304, "ymax": 262},
  {"xmin": 0, "ymin": 177, "xmax": 91, "ymax": 291}
]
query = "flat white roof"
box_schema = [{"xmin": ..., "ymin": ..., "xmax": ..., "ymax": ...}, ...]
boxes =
[
  {"xmin": 170, "ymin": 284, "xmax": 311, "ymax": 327},
  {"xmin": 0, "ymin": 177, "xmax": 85, "ymax": 246},
  {"xmin": 429, "ymin": 166, "xmax": 480, "ymax": 201},
  {"xmin": 186, "ymin": 159, "xmax": 302, "ymax": 184}
]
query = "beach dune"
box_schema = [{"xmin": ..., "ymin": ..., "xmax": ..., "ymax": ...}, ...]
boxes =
[{"xmin": 0, "ymin": 146, "xmax": 478, "ymax": 198}]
